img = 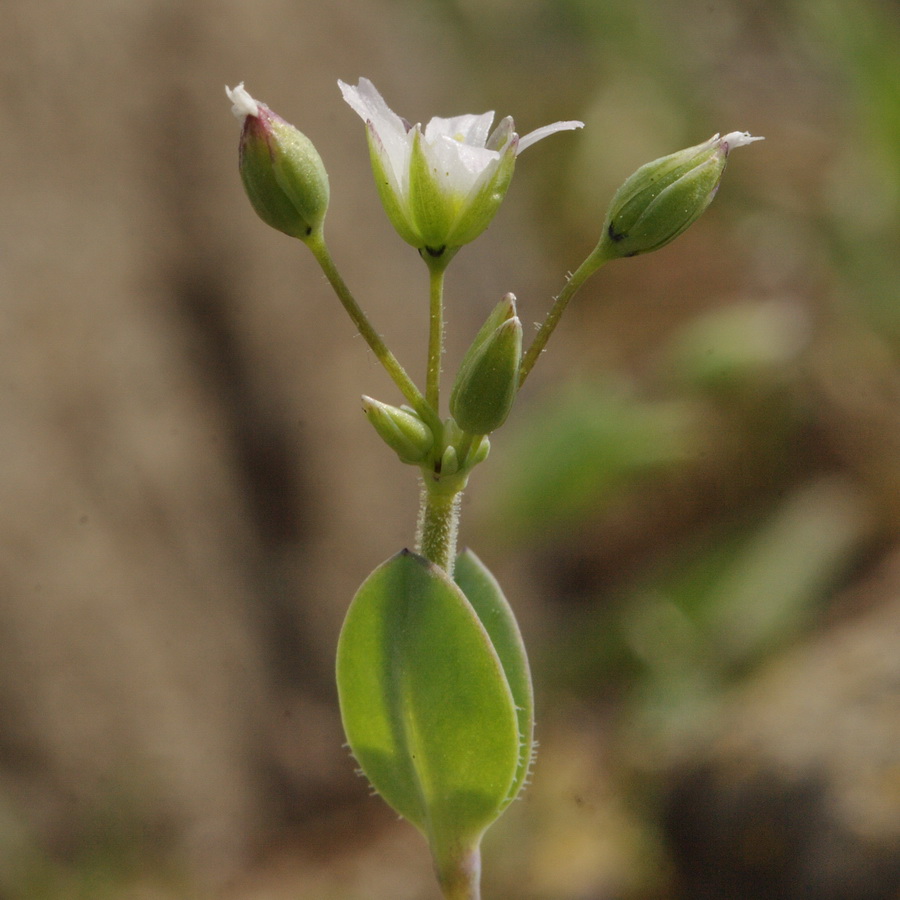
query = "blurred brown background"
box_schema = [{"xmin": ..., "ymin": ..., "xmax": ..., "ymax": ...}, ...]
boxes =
[{"xmin": 1, "ymin": 0, "xmax": 899, "ymax": 897}]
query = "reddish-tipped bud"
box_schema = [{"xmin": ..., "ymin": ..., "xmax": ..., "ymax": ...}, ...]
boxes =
[{"xmin": 227, "ymin": 83, "xmax": 329, "ymax": 241}]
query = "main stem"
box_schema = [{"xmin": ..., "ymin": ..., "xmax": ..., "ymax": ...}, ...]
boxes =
[
  {"xmin": 416, "ymin": 260, "xmax": 462, "ymax": 574},
  {"xmin": 307, "ymin": 233, "xmax": 438, "ymax": 429},
  {"xmin": 416, "ymin": 478, "xmax": 462, "ymax": 574},
  {"xmin": 518, "ymin": 252, "xmax": 608, "ymax": 387},
  {"xmin": 435, "ymin": 844, "xmax": 482, "ymax": 900}
]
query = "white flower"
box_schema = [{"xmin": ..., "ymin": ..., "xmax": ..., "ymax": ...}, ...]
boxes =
[{"xmin": 338, "ymin": 78, "xmax": 584, "ymax": 254}]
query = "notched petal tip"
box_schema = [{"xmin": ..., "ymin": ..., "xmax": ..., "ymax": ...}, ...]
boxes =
[
  {"xmin": 339, "ymin": 77, "xmax": 407, "ymax": 134},
  {"xmin": 226, "ymin": 82, "xmax": 259, "ymax": 120},
  {"xmin": 337, "ymin": 78, "xmax": 364, "ymax": 114},
  {"xmin": 721, "ymin": 131, "xmax": 765, "ymax": 153}
]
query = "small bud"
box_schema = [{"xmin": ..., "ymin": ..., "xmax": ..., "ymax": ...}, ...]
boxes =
[
  {"xmin": 440, "ymin": 444, "xmax": 460, "ymax": 477},
  {"xmin": 450, "ymin": 297, "xmax": 523, "ymax": 435},
  {"xmin": 591, "ymin": 131, "xmax": 763, "ymax": 262},
  {"xmin": 465, "ymin": 435, "xmax": 491, "ymax": 468},
  {"xmin": 226, "ymin": 83, "xmax": 330, "ymax": 241},
  {"xmin": 362, "ymin": 396, "xmax": 434, "ymax": 464}
]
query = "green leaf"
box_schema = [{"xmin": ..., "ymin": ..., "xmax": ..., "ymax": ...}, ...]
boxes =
[
  {"xmin": 336, "ymin": 550, "xmax": 521, "ymax": 850},
  {"xmin": 454, "ymin": 549, "xmax": 534, "ymax": 807}
]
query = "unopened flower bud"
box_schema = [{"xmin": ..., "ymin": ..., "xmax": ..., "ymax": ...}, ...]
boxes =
[
  {"xmin": 362, "ymin": 397, "xmax": 434, "ymax": 465},
  {"xmin": 450, "ymin": 296, "xmax": 523, "ymax": 435},
  {"xmin": 226, "ymin": 83, "xmax": 329, "ymax": 241},
  {"xmin": 440, "ymin": 444, "xmax": 460, "ymax": 477},
  {"xmin": 592, "ymin": 131, "xmax": 763, "ymax": 262},
  {"xmin": 465, "ymin": 435, "xmax": 491, "ymax": 468}
]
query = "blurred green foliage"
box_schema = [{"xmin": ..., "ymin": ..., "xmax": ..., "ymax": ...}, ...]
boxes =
[
  {"xmin": 796, "ymin": 0, "xmax": 900, "ymax": 337},
  {"xmin": 487, "ymin": 298, "xmax": 872, "ymax": 743},
  {"xmin": 0, "ymin": 796, "xmax": 194, "ymax": 900},
  {"xmin": 404, "ymin": 0, "xmax": 900, "ymax": 893}
]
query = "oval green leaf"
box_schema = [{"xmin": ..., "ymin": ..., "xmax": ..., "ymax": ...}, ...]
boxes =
[
  {"xmin": 336, "ymin": 550, "xmax": 521, "ymax": 848},
  {"xmin": 454, "ymin": 549, "xmax": 534, "ymax": 807}
]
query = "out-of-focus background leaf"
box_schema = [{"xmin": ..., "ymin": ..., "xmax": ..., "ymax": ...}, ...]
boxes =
[{"xmin": 1, "ymin": 0, "xmax": 898, "ymax": 897}]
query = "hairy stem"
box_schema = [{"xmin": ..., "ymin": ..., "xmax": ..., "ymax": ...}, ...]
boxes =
[
  {"xmin": 416, "ymin": 478, "xmax": 462, "ymax": 574},
  {"xmin": 518, "ymin": 253, "xmax": 608, "ymax": 387},
  {"xmin": 426, "ymin": 263, "xmax": 446, "ymax": 411}
]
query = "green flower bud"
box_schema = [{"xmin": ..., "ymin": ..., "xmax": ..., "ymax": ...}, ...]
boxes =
[
  {"xmin": 450, "ymin": 296, "xmax": 523, "ymax": 435},
  {"xmin": 465, "ymin": 435, "xmax": 491, "ymax": 468},
  {"xmin": 440, "ymin": 444, "xmax": 460, "ymax": 477},
  {"xmin": 467, "ymin": 293, "xmax": 518, "ymax": 358},
  {"xmin": 226, "ymin": 83, "xmax": 329, "ymax": 241},
  {"xmin": 592, "ymin": 131, "xmax": 763, "ymax": 261},
  {"xmin": 362, "ymin": 396, "xmax": 434, "ymax": 464}
]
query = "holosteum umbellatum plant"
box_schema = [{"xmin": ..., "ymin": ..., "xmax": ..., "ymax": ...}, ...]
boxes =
[{"xmin": 225, "ymin": 78, "xmax": 762, "ymax": 900}]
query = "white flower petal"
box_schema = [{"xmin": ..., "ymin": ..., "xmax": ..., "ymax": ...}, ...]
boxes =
[
  {"xmin": 378, "ymin": 121, "xmax": 416, "ymax": 195},
  {"xmin": 458, "ymin": 147, "xmax": 506, "ymax": 202},
  {"xmin": 516, "ymin": 119, "xmax": 584, "ymax": 155},
  {"xmin": 339, "ymin": 78, "xmax": 408, "ymax": 137},
  {"xmin": 366, "ymin": 120, "xmax": 410, "ymax": 201},
  {"xmin": 425, "ymin": 112, "xmax": 495, "ymax": 148},
  {"xmin": 340, "ymin": 79, "xmax": 413, "ymax": 193},
  {"xmin": 427, "ymin": 134, "xmax": 499, "ymax": 195},
  {"xmin": 226, "ymin": 82, "xmax": 259, "ymax": 120},
  {"xmin": 720, "ymin": 131, "xmax": 765, "ymax": 153}
]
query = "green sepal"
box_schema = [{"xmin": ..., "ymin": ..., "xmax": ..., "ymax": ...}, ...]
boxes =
[
  {"xmin": 336, "ymin": 550, "xmax": 521, "ymax": 850},
  {"xmin": 594, "ymin": 135, "xmax": 725, "ymax": 260},
  {"xmin": 454, "ymin": 549, "xmax": 534, "ymax": 807},
  {"xmin": 405, "ymin": 128, "xmax": 518, "ymax": 253},
  {"xmin": 613, "ymin": 156, "xmax": 721, "ymax": 256},
  {"xmin": 445, "ymin": 141, "xmax": 517, "ymax": 248},
  {"xmin": 459, "ymin": 294, "xmax": 517, "ymax": 369},
  {"xmin": 608, "ymin": 140, "xmax": 713, "ymax": 230},
  {"xmin": 365, "ymin": 122, "xmax": 422, "ymax": 248},
  {"xmin": 408, "ymin": 127, "xmax": 456, "ymax": 252}
]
